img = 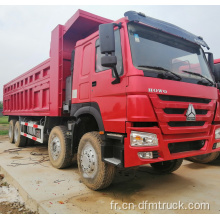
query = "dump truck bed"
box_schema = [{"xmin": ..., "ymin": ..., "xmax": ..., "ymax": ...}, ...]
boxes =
[
  {"xmin": 3, "ymin": 59, "xmax": 51, "ymax": 116},
  {"xmin": 3, "ymin": 9, "xmax": 112, "ymax": 117}
]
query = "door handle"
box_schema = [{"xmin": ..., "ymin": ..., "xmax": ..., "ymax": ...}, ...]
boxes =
[{"xmin": 92, "ymin": 81, "xmax": 97, "ymax": 87}]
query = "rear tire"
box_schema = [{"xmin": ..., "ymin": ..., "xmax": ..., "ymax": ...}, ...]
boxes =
[
  {"xmin": 48, "ymin": 126, "xmax": 73, "ymax": 169},
  {"xmin": 9, "ymin": 120, "xmax": 16, "ymax": 143},
  {"xmin": 14, "ymin": 121, "xmax": 26, "ymax": 147},
  {"xmin": 187, "ymin": 152, "xmax": 220, "ymax": 164},
  {"xmin": 150, "ymin": 159, "xmax": 183, "ymax": 174},
  {"xmin": 77, "ymin": 132, "xmax": 115, "ymax": 190}
]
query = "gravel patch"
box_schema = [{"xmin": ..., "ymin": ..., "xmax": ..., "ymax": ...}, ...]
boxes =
[{"xmin": 0, "ymin": 174, "xmax": 37, "ymax": 214}]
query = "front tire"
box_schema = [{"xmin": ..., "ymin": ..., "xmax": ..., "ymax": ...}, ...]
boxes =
[
  {"xmin": 77, "ymin": 132, "xmax": 115, "ymax": 190},
  {"xmin": 48, "ymin": 126, "xmax": 73, "ymax": 169},
  {"xmin": 150, "ymin": 159, "xmax": 183, "ymax": 174},
  {"xmin": 14, "ymin": 121, "xmax": 26, "ymax": 147},
  {"xmin": 187, "ymin": 152, "xmax": 220, "ymax": 164},
  {"xmin": 9, "ymin": 120, "xmax": 16, "ymax": 143}
]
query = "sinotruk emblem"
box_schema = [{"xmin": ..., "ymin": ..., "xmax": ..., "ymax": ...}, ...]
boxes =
[{"xmin": 186, "ymin": 104, "xmax": 196, "ymax": 121}]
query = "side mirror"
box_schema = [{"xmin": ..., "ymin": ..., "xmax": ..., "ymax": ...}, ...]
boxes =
[
  {"xmin": 99, "ymin": 23, "xmax": 120, "ymax": 84},
  {"xmin": 205, "ymin": 52, "xmax": 214, "ymax": 73},
  {"xmin": 101, "ymin": 56, "xmax": 117, "ymax": 68},
  {"xmin": 213, "ymin": 63, "xmax": 220, "ymax": 83},
  {"xmin": 99, "ymin": 23, "xmax": 115, "ymax": 54}
]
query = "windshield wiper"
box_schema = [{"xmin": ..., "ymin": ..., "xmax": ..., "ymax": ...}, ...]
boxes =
[
  {"xmin": 138, "ymin": 65, "xmax": 182, "ymax": 81},
  {"xmin": 182, "ymin": 70, "xmax": 214, "ymax": 86}
]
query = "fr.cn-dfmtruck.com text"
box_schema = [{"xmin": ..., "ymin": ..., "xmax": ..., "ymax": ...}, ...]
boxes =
[{"xmin": 110, "ymin": 200, "xmax": 210, "ymax": 211}]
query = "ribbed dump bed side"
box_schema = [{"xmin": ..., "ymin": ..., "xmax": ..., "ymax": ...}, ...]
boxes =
[{"xmin": 3, "ymin": 59, "xmax": 51, "ymax": 116}]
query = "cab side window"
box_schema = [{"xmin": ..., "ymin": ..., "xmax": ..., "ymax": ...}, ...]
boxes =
[{"xmin": 95, "ymin": 29, "xmax": 123, "ymax": 76}]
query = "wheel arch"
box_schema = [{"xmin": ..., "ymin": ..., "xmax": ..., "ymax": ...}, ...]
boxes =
[{"xmin": 71, "ymin": 103, "xmax": 105, "ymax": 132}]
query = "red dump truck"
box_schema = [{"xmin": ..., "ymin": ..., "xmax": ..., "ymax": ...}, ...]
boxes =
[{"xmin": 3, "ymin": 10, "xmax": 220, "ymax": 190}]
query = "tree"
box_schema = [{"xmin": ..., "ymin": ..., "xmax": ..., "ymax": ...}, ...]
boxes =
[{"xmin": 0, "ymin": 101, "xmax": 3, "ymax": 109}]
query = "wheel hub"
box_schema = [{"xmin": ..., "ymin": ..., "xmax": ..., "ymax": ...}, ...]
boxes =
[
  {"xmin": 80, "ymin": 142, "xmax": 97, "ymax": 178},
  {"xmin": 50, "ymin": 136, "xmax": 61, "ymax": 161}
]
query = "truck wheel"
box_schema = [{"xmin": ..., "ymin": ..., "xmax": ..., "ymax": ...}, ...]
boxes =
[
  {"xmin": 77, "ymin": 132, "xmax": 115, "ymax": 190},
  {"xmin": 187, "ymin": 152, "xmax": 220, "ymax": 164},
  {"xmin": 9, "ymin": 120, "xmax": 16, "ymax": 143},
  {"xmin": 150, "ymin": 159, "xmax": 183, "ymax": 174},
  {"xmin": 48, "ymin": 126, "xmax": 73, "ymax": 169},
  {"xmin": 14, "ymin": 121, "xmax": 26, "ymax": 147}
]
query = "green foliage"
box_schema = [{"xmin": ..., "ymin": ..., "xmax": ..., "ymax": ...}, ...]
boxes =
[
  {"xmin": 0, "ymin": 116, "xmax": 9, "ymax": 124},
  {"xmin": 0, "ymin": 130, "xmax": 8, "ymax": 135}
]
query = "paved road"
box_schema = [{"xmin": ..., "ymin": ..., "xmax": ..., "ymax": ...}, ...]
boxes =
[{"xmin": 0, "ymin": 140, "xmax": 219, "ymax": 214}]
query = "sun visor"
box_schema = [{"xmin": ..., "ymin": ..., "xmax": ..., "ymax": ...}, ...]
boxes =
[{"xmin": 124, "ymin": 11, "xmax": 210, "ymax": 50}]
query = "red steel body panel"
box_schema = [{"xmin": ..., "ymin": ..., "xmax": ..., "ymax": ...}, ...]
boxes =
[
  {"xmin": 3, "ymin": 10, "xmax": 112, "ymax": 117},
  {"xmin": 3, "ymin": 59, "xmax": 51, "ymax": 116}
]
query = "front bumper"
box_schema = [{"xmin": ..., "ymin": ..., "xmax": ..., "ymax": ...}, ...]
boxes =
[{"xmin": 124, "ymin": 123, "xmax": 220, "ymax": 167}]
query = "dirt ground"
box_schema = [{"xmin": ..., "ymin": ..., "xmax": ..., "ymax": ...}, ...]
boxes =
[
  {"xmin": 0, "ymin": 174, "xmax": 36, "ymax": 214},
  {"xmin": 0, "ymin": 135, "xmax": 8, "ymax": 142},
  {"xmin": 0, "ymin": 202, "xmax": 36, "ymax": 214},
  {"xmin": 0, "ymin": 131, "xmax": 36, "ymax": 214},
  {"xmin": 0, "ymin": 133, "xmax": 220, "ymax": 213}
]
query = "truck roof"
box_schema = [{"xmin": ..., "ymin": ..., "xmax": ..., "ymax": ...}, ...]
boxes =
[{"xmin": 125, "ymin": 11, "xmax": 209, "ymax": 50}]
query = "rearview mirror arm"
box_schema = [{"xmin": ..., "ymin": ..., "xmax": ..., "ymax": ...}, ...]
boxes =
[
  {"xmin": 111, "ymin": 66, "xmax": 120, "ymax": 84},
  {"xmin": 113, "ymin": 22, "xmax": 122, "ymax": 29}
]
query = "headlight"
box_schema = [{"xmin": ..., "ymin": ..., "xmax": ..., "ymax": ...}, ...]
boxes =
[
  {"xmin": 215, "ymin": 128, "xmax": 220, "ymax": 139},
  {"xmin": 130, "ymin": 131, "xmax": 158, "ymax": 146}
]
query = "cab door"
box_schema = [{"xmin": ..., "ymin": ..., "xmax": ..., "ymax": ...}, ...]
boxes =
[
  {"xmin": 91, "ymin": 29, "xmax": 127, "ymax": 133},
  {"xmin": 72, "ymin": 43, "xmax": 92, "ymax": 104}
]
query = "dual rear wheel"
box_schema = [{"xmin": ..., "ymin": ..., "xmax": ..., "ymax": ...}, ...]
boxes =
[{"xmin": 8, "ymin": 120, "xmax": 34, "ymax": 147}]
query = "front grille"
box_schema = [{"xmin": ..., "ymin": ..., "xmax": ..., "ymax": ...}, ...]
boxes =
[
  {"xmin": 168, "ymin": 121, "xmax": 205, "ymax": 127},
  {"xmin": 149, "ymin": 93, "xmax": 215, "ymax": 134},
  {"xmin": 168, "ymin": 140, "xmax": 205, "ymax": 154},
  {"xmin": 164, "ymin": 108, "xmax": 208, "ymax": 115},
  {"xmin": 133, "ymin": 122, "xmax": 158, "ymax": 127},
  {"xmin": 158, "ymin": 95, "xmax": 211, "ymax": 104}
]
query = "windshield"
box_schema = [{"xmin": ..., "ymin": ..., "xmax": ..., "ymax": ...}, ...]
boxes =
[{"xmin": 128, "ymin": 22, "xmax": 214, "ymax": 85}]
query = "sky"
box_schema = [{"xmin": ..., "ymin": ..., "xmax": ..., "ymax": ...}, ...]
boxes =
[{"xmin": 1, "ymin": 5, "xmax": 220, "ymax": 101}]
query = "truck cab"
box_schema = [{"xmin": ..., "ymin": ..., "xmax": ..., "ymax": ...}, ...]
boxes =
[{"xmin": 70, "ymin": 11, "xmax": 220, "ymax": 167}]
